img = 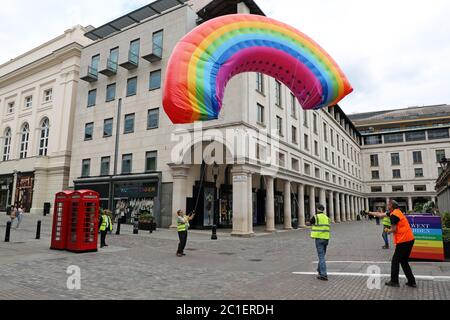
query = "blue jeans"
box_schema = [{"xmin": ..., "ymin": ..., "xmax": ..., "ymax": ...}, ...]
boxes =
[
  {"xmin": 382, "ymin": 228, "xmax": 389, "ymax": 246},
  {"xmin": 315, "ymin": 238, "xmax": 329, "ymax": 277}
]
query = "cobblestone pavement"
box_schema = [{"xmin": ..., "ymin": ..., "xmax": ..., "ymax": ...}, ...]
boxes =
[{"xmin": 0, "ymin": 213, "xmax": 449, "ymax": 300}]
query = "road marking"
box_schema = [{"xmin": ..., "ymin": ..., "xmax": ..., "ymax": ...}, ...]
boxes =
[
  {"xmin": 313, "ymin": 261, "xmax": 450, "ymax": 265},
  {"xmin": 293, "ymin": 272, "xmax": 450, "ymax": 281}
]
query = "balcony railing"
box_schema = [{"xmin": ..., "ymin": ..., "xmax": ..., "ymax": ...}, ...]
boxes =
[
  {"xmin": 80, "ymin": 66, "xmax": 98, "ymax": 82},
  {"xmin": 99, "ymin": 59, "xmax": 118, "ymax": 76},
  {"xmin": 143, "ymin": 44, "xmax": 162, "ymax": 63},
  {"xmin": 119, "ymin": 50, "xmax": 139, "ymax": 70}
]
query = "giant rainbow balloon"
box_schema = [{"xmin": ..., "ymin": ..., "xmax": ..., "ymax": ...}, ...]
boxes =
[{"xmin": 163, "ymin": 14, "xmax": 353, "ymax": 124}]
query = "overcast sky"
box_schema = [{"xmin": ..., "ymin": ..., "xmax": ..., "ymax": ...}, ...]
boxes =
[{"xmin": 1, "ymin": 0, "xmax": 449, "ymax": 114}]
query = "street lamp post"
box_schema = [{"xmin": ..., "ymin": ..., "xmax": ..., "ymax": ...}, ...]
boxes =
[{"xmin": 212, "ymin": 162, "xmax": 220, "ymax": 240}]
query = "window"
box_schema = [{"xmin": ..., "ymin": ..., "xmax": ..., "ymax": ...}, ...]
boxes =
[
  {"xmin": 25, "ymin": 96, "xmax": 33, "ymax": 108},
  {"xmin": 391, "ymin": 153, "xmax": 400, "ymax": 166},
  {"xmin": 291, "ymin": 126, "xmax": 297, "ymax": 144},
  {"xmin": 436, "ymin": 149, "xmax": 446, "ymax": 162},
  {"xmin": 145, "ymin": 151, "xmax": 158, "ymax": 172},
  {"xmin": 370, "ymin": 154, "xmax": 379, "ymax": 167},
  {"xmin": 330, "ymin": 129, "xmax": 334, "ymax": 147},
  {"xmin": 7, "ymin": 102, "xmax": 15, "ymax": 113},
  {"xmin": 149, "ymin": 70, "xmax": 162, "ymax": 90},
  {"xmin": 392, "ymin": 186, "xmax": 404, "ymax": 192},
  {"xmin": 43, "ymin": 89, "xmax": 53, "ymax": 102},
  {"xmin": 275, "ymin": 80, "xmax": 282, "ymax": 106},
  {"xmin": 127, "ymin": 77, "xmax": 137, "ymax": 96},
  {"xmin": 130, "ymin": 39, "xmax": 140, "ymax": 59},
  {"xmin": 338, "ymin": 177, "xmax": 342, "ymax": 185},
  {"xmin": 100, "ymin": 157, "xmax": 111, "ymax": 176},
  {"xmin": 90, "ymin": 54, "xmax": 100, "ymax": 72},
  {"xmin": 304, "ymin": 163, "xmax": 311, "ymax": 175},
  {"xmin": 39, "ymin": 118, "xmax": 49, "ymax": 156},
  {"xmin": 124, "ymin": 114, "xmax": 135, "ymax": 134},
  {"xmin": 372, "ymin": 171, "xmax": 380, "ymax": 180},
  {"xmin": 405, "ymin": 131, "xmax": 426, "ymax": 142},
  {"xmin": 323, "ymin": 123, "xmax": 328, "ymax": 141},
  {"xmin": 292, "ymin": 158, "xmax": 299, "ymax": 171},
  {"xmin": 276, "ymin": 116, "xmax": 283, "ymax": 136},
  {"xmin": 315, "ymin": 167, "xmax": 320, "ymax": 178},
  {"xmin": 336, "ymin": 134, "xmax": 340, "ymax": 151},
  {"xmin": 384, "ymin": 133, "xmax": 404, "ymax": 143},
  {"xmin": 313, "ymin": 114, "xmax": 318, "ymax": 134},
  {"xmin": 257, "ymin": 103, "xmax": 264, "ymax": 124},
  {"xmin": 304, "ymin": 134, "xmax": 309, "ymax": 150},
  {"xmin": 19, "ymin": 123, "xmax": 30, "ymax": 159},
  {"xmin": 412, "ymin": 151, "xmax": 422, "ymax": 164},
  {"xmin": 415, "ymin": 168, "xmax": 424, "ymax": 178},
  {"xmin": 371, "ymin": 186, "xmax": 382, "ymax": 193},
  {"xmin": 414, "ymin": 185, "xmax": 426, "ymax": 192},
  {"xmin": 84, "ymin": 122, "xmax": 94, "ymax": 141},
  {"xmin": 332, "ymin": 175, "xmax": 336, "ymax": 183},
  {"xmin": 87, "ymin": 89, "xmax": 97, "ymax": 107},
  {"xmin": 338, "ymin": 156, "xmax": 341, "ymax": 168},
  {"xmin": 256, "ymin": 73, "xmax": 264, "ymax": 93},
  {"xmin": 122, "ymin": 154, "xmax": 133, "ymax": 174},
  {"xmin": 81, "ymin": 159, "xmax": 91, "ymax": 177},
  {"xmin": 106, "ymin": 83, "xmax": 116, "ymax": 102},
  {"xmin": 428, "ymin": 128, "xmax": 449, "ymax": 140},
  {"xmin": 103, "ymin": 118, "xmax": 113, "ymax": 137},
  {"xmin": 325, "ymin": 147, "xmax": 329, "ymax": 161},
  {"xmin": 325, "ymin": 172, "xmax": 330, "ymax": 181},
  {"xmin": 147, "ymin": 108, "xmax": 160, "ymax": 129},
  {"xmin": 314, "ymin": 141, "xmax": 319, "ymax": 156},
  {"xmin": 110, "ymin": 47, "xmax": 119, "ymax": 64},
  {"xmin": 277, "ymin": 152, "xmax": 285, "ymax": 167},
  {"xmin": 303, "ymin": 110, "xmax": 308, "ymax": 127},
  {"xmin": 332, "ymin": 152, "xmax": 335, "ymax": 165},
  {"xmin": 3, "ymin": 128, "xmax": 11, "ymax": 161},
  {"xmin": 290, "ymin": 93, "xmax": 296, "ymax": 118},
  {"xmin": 364, "ymin": 135, "xmax": 382, "ymax": 145},
  {"xmin": 393, "ymin": 169, "xmax": 401, "ymax": 179},
  {"xmin": 152, "ymin": 30, "xmax": 163, "ymax": 58}
]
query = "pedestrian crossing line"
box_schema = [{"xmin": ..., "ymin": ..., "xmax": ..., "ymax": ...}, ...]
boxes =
[{"xmin": 293, "ymin": 272, "xmax": 450, "ymax": 281}]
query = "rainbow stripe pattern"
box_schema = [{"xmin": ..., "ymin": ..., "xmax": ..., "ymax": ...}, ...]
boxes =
[
  {"xmin": 163, "ymin": 14, "xmax": 353, "ymax": 124},
  {"xmin": 407, "ymin": 215, "xmax": 445, "ymax": 261}
]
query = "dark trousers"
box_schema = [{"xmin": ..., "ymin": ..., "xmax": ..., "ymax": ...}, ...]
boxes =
[
  {"xmin": 391, "ymin": 240, "xmax": 416, "ymax": 284},
  {"xmin": 100, "ymin": 230, "xmax": 108, "ymax": 247},
  {"xmin": 177, "ymin": 231, "xmax": 188, "ymax": 254}
]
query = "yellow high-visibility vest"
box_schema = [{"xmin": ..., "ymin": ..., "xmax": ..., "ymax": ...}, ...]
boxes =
[
  {"xmin": 99, "ymin": 215, "xmax": 113, "ymax": 231},
  {"xmin": 311, "ymin": 213, "xmax": 331, "ymax": 240}
]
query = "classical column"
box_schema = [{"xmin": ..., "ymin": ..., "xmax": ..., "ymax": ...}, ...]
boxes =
[
  {"xmin": 265, "ymin": 176, "xmax": 275, "ymax": 232},
  {"xmin": 328, "ymin": 190, "xmax": 335, "ymax": 223},
  {"xmin": 11, "ymin": 170, "xmax": 18, "ymax": 206},
  {"xmin": 284, "ymin": 180, "xmax": 293, "ymax": 230},
  {"xmin": 408, "ymin": 197, "xmax": 413, "ymax": 212},
  {"xmin": 365, "ymin": 198, "xmax": 370, "ymax": 212},
  {"xmin": 319, "ymin": 188, "xmax": 327, "ymax": 212},
  {"xmin": 346, "ymin": 194, "xmax": 351, "ymax": 221},
  {"xmin": 169, "ymin": 165, "xmax": 190, "ymax": 228},
  {"xmin": 340, "ymin": 193, "xmax": 346, "ymax": 222},
  {"xmin": 309, "ymin": 186, "xmax": 316, "ymax": 219},
  {"xmin": 231, "ymin": 167, "xmax": 254, "ymax": 237},
  {"xmin": 352, "ymin": 196, "xmax": 356, "ymax": 220},
  {"xmin": 335, "ymin": 192, "xmax": 341, "ymax": 223},
  {"xmin": 298, "ymin": 184, "xmax": 306, "ymax": 227}
]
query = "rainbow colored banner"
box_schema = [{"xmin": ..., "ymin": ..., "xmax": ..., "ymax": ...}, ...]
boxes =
[{"xmin": 407, "ymin": 215, "xmax": 444, "ymax": 261}]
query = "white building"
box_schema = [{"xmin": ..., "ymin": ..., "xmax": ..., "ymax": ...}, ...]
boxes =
[
  {"xmin": 69, "ymin": 0, "xmax": 367, "ymax": 235},
  {"xmin": 0, "ymin": 25, "xmax": 92, "ymax": 213},
  {"xmin": 349, "ymin": 105, "xmax": 450, "ymax": 213}
]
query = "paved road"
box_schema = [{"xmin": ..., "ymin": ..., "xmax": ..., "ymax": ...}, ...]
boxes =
[{"xmin": 0, "ymin": 213, "xmax": 449, "ymax": 300}]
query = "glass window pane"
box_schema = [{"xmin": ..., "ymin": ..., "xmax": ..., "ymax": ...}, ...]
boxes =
[
  {"xmin": 149, "ymin": 70, "xmax": 161, "ymax": 90},
  {"xmin": 153, "ymin": 31, "xmax": 163, "ymax": 57},
  {"xmin": 147, "ymin": 109, "xmax": 159, "ymax": 129},
  {"xmin": 146, "ymin": 151, "xmax": 157, "ymax": 171},
  {"xmin": 87, "ymin": 90, "xmax": 97, "ymax": 107},
  {"xmin": 127, "ymin": 78, "xmax": 137, "ymax": 96},
  {"xmin": 106, "ymin": 83, "xmax": 116, "ymax": 101},
  {"xmin": 85, "ymin": 123, "xmax": 93, "ymax": 140},
  {"xmin": 104, "ymin": 119, "xmax": 113, "ymax": 137},
  {"xmin": 122, "ymin": 154, "xmax": 132, "ymax": 174},
  {"xmin": 428, "ymin": 128, "xmax": 449, "ymax": 140},
  {"xmin": 384, "ymin": 133, "xmax": 404, "ymax": 143},
  {"xmin": 405, "ymin": 131, "xmax": 426, "ymax": 142},
  {"xmin": 124, "ymin": 114, "xmax": 135, "ymax": 133}
]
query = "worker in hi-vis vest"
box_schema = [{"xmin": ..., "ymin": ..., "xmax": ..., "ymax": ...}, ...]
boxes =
[
  {"xmin": 370, "ymin": 200, "xmax": 416, "ymax": 288},
  {"xmin": 310, "ymin": 204, "xmax": 331, "ymax": 281},
  {"xmin": 99, "ymin": 209, "xmax": 113, "ymax": 248},
  {"xmin": 176, "ymin": 210, "xmax": 195, "ymax": 257}
]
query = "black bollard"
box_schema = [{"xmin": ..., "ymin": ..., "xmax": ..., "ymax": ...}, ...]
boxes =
[
  {"xmin": 5, "ymin": 221, "xmax": 11, "ymax": 242},
  {"xmin": 211, "ymin": 225, "xmax": 218, "ymax": 240},
  {"xmin": 149, "ymin": 222, "xmax": 153, "ymax": 234},
  {"xmin": 116, "ymin": 220, "xmax": 121, "ymax": 235},
  {"xmin": 36, "ymin": 221, "xmax": 42, "ymax": 240},
  {"xmin": 133, "ymin": 219, "xmax": 139, "ymax": 235}
]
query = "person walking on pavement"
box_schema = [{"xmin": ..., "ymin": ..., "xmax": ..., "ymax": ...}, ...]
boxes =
[
  {"xmin": 9, "ymin": 205, "xmax": 17, "ymax": 225},
  {"xmin": 310, "ymin": 204, "xmax": 331, "ymax": 281},
  {"xmin": 99, "ymin": 209, "xmax": 113, "ymax": 248},
  {"xmin": 370, "ymin": 200, "xmax": 416, "ymax": 288},
  {"xmin": 176, "ymin": 210, "xmax": 195, "ymax": 257},
  {"xmin": 16, "ymin": 205, "xmax": 24, "ymax": 229},
  {"xmin": 369, "ymin": 207, "xmax": 392, "ymax": 249}
]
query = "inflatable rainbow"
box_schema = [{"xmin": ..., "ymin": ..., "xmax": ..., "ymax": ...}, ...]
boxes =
[{"xmin": 163, "ymin": 14, "xmax": 353, "ymax": 124}]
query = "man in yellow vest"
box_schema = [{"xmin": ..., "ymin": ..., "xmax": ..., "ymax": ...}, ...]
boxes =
[
  {"xmin": 176, "ymin": 210, "xmax": 195, "ymax": 257},
  {"xmin": 310, "ymin": 204, "xmax": 331, "ymax": 281},
  {"xmin": 99, "ymin": 209, "xmax": 113, "ymax": 248}
]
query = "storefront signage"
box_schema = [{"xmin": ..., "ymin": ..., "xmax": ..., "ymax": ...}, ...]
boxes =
[
  {"xmin": 114, "ymin": 182, "xmax": 158, "ymax": 198},
  {"xmin": 233, "ymin": 175, "xmax": 248, "ymax": 183},
  {"xmin": 407, "ymin": 215, "xmax": 445, "ymax": 261}
]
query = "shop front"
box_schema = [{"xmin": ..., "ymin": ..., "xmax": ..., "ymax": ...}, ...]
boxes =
[
  {"xmin": 15, "ymin": 173, "xmax": 34, "ymax": 213},
  {"xmin": 0, "ymin": 174, "xmax": 13, "ymax": 211}
]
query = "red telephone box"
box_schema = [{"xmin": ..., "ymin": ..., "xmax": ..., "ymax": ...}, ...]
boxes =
[
  {"xmin": 50, "ymin": 191, "xmax": 74, "ymax": 250},
  {"xmin": 66, "ymin": 190, "xmax": 100, "ymax": 253}
]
